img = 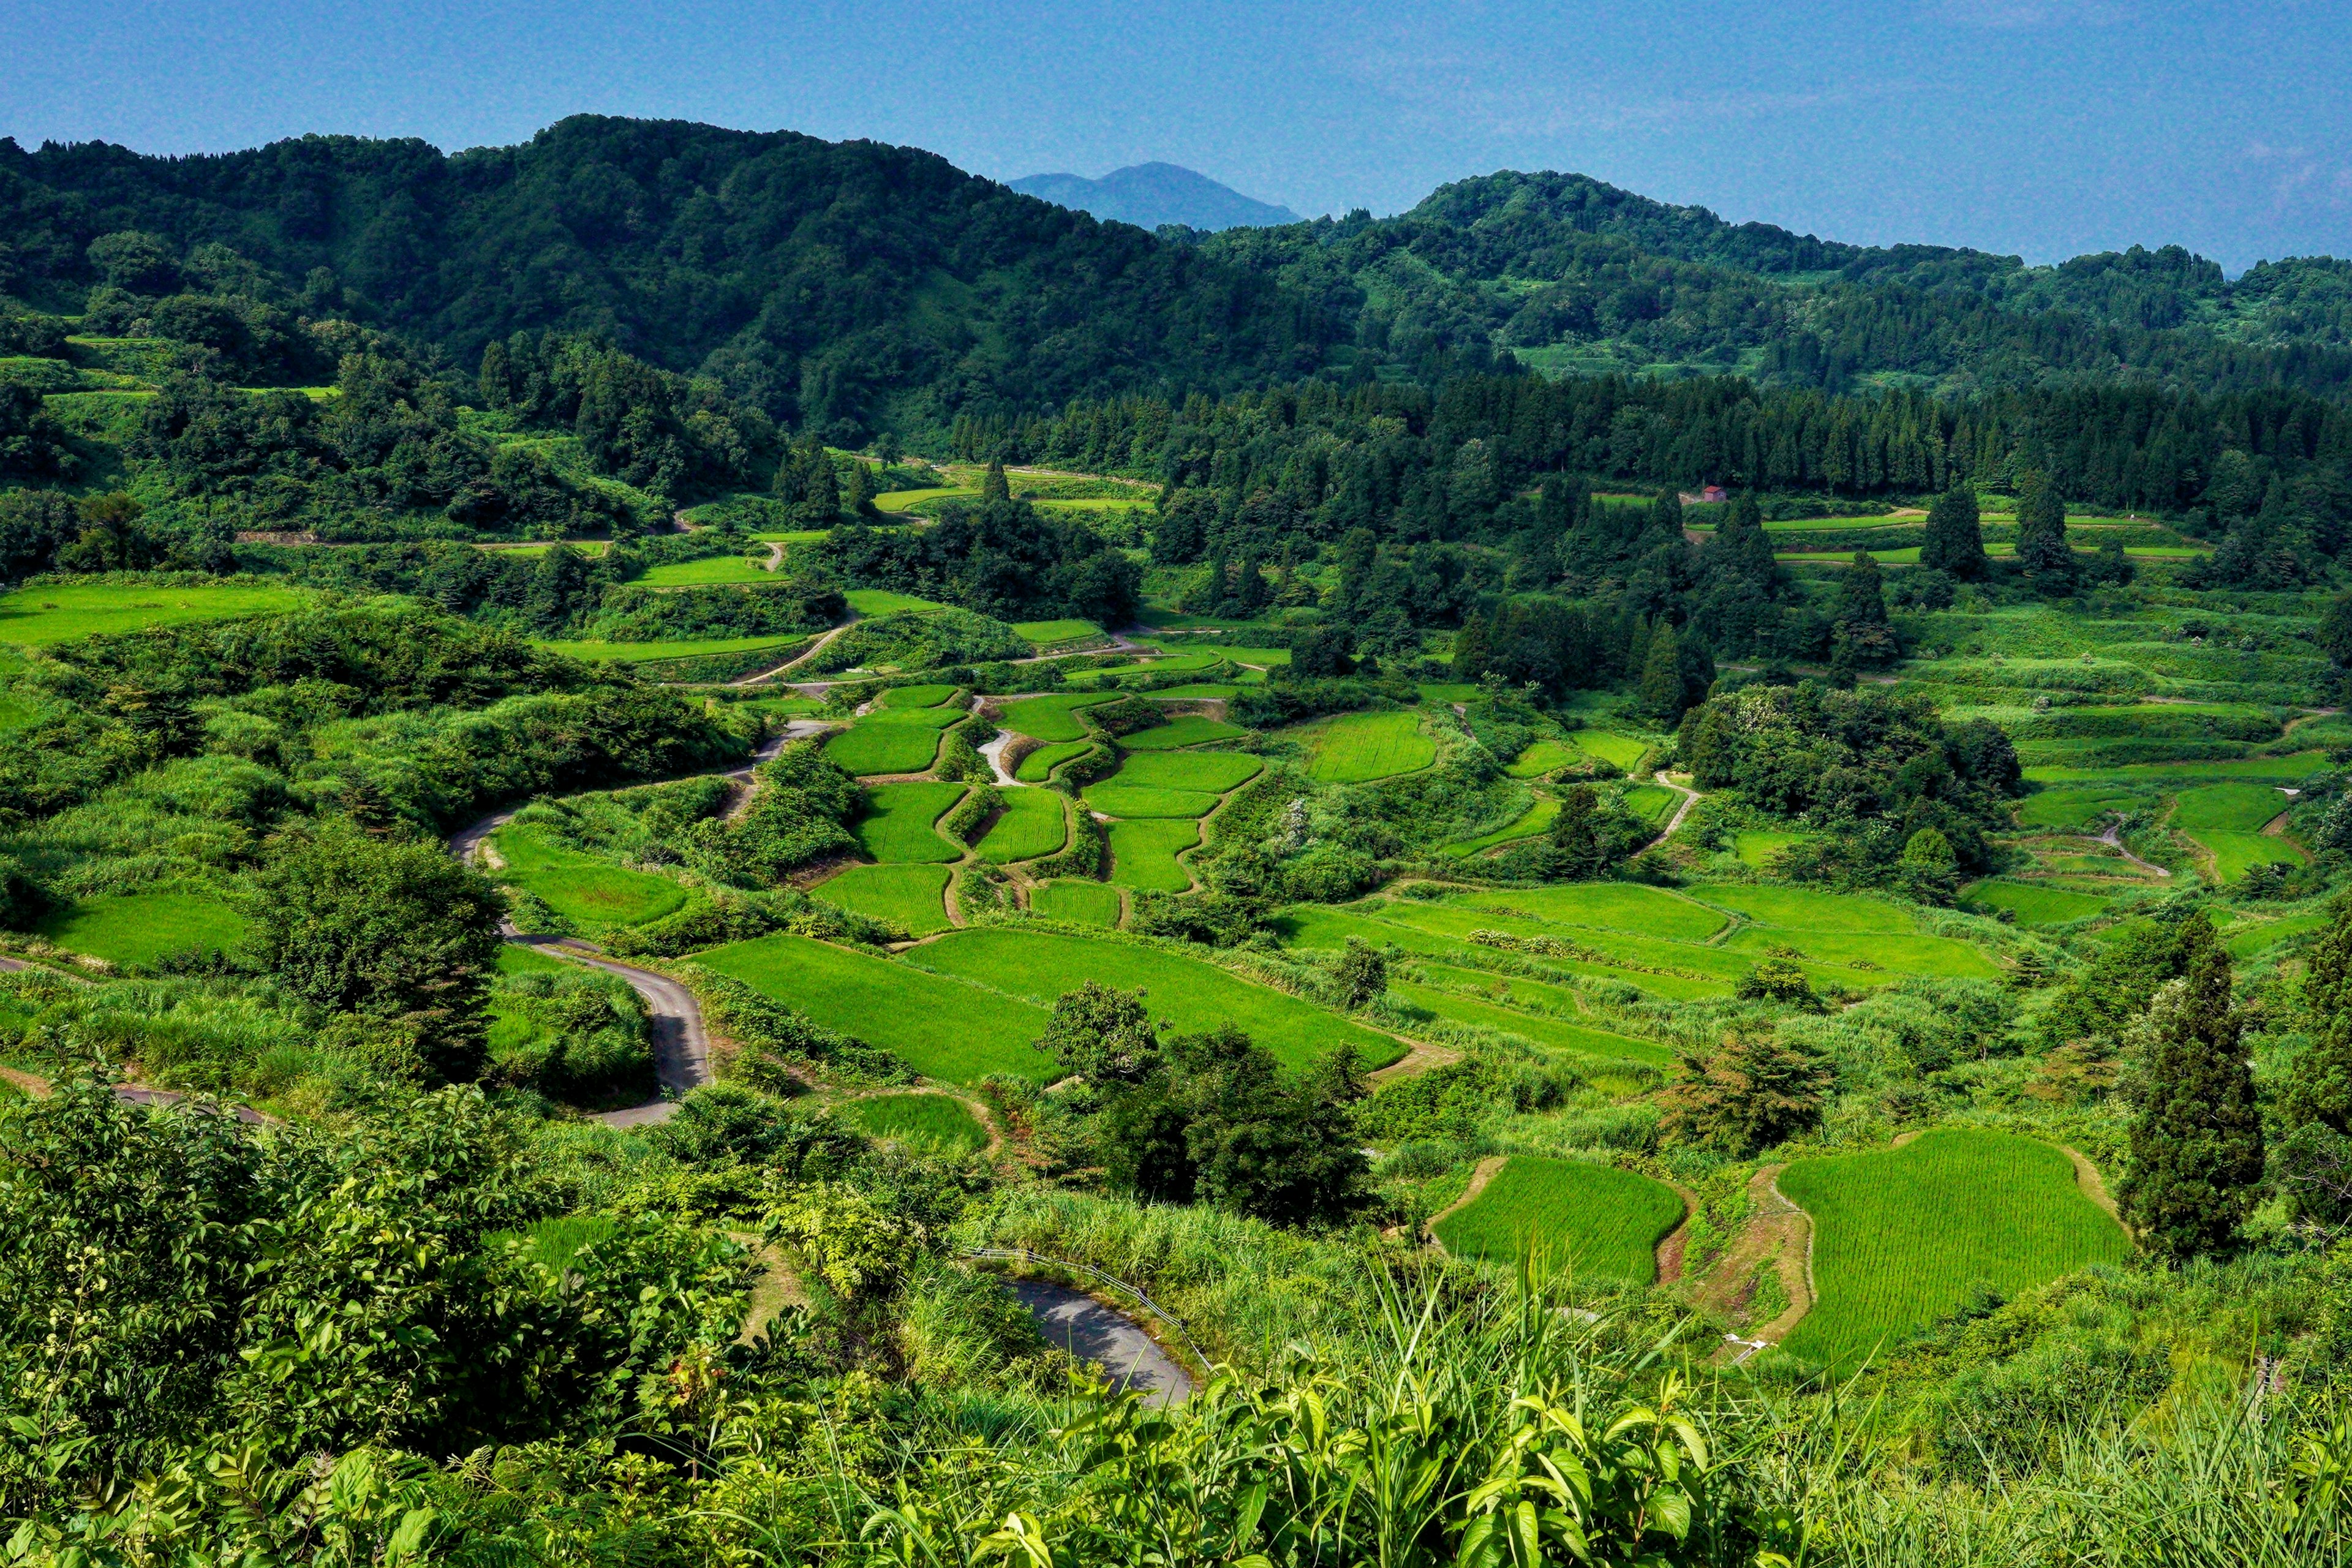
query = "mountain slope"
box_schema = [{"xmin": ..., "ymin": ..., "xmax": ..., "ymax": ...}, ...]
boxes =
[
  {"xmin": 1010, "ymin": 163, "xmax": 1299, "ymax": 232},
  {"xmin": 0, "ymin": 117, "xmax": 1334, "ymax": 437}
]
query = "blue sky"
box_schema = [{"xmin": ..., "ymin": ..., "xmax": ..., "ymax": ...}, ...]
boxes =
[{"xmin": 4, "ymin": 0, "xmax": 2346, "ymax": 270}]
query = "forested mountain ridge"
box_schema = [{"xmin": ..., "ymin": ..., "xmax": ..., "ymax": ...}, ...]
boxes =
[
  {"xmin": 1196, "ymin": 169, "xmax": 2352, "ymax": 397},
  {"xmin": 0, "ymin": 116, "xmax": 1332, "ymax": 439}
]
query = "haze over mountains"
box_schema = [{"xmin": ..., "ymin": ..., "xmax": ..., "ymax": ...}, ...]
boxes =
[{"xmin": 1008, "ymin": 163, "xmax": 1300, "ymax": 232}]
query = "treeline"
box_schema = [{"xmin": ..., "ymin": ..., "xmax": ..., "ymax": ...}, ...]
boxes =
[{"xmin": 820, "ymin": 489, "xmax": 1142, "ymax": 625}]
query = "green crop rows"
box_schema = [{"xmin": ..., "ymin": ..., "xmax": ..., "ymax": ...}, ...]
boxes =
[{"xmin": 1432, "ymin": 1157, "xmax": 1685, "ymax": 1284}]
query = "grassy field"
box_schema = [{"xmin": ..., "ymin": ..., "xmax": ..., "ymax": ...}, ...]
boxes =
[
  {"xmin": 1107, "ymin": 820, "xmax": 1199, "ymax": 892},
  {"xmin": 998, "ymin": 694, "xmax": 1117, "ymax": 742},
  {"xmin": 824, "ymin": 720, "xmax": 946, "ymax": 776},
  {"xmin": 1452, "ymin": 883, "xmax": 1728, "ymax": 940},
  {"xmin": 1570, "ymin": 731, "xmax": 1655, "ymax": 771},
  {"xmin": 811, "ymin": 864, "xmax": 953, "ymax": 934},
  {"xmin": 1300, "ymin": 710, "xmax": 1437, "ymax": 783},
  {"xmin": 1081, "ymin": 784, "xmax": 1220, "ymax": 819},
  {"xmin": 494, "ymin": 827, "xmax": 689, "ymax": 931},
  {"xmin": 842, "ymin": 1092, "xmax": 989, "ymax": 1152},
  {"xmin": 1958, "ymin": 880, "xmax": 2111, "ymax": 926},
  {"xmin": 1443, "ymin": 796, "xmax": 1561, "ymax": 856},
  {"xmin": 2195, "ymin": 831, "xmax": 2306, "ymax": 883},
  {"xmin": 695, "ymin": 935, "xmax": 1056, "ymax": 1082},
  {"xmin": 854, "ymin": 783, "xmax": 968, "ymax": 862},
  {"xmin": 1106, "ymin": 752, "xmax": 1264, "ymax": 792},
  {"xmin": 2024, "ymin": 751, "xmax": 2326, "ymax": 785},
  {"xmin": 1014, "ymin": 739, "xmax": 1095, "ymax": 781},
  {"xmin": 1030, "ymin": 880, "xmax": 1123, "ymax": 926},
  {"xmin": 843, "ymin": 589, "xmax": 943, "ymax": 615},
  {"xmin": 1777, "ymin": 1129, "xmax": 2131, "ymax": 1371},
  {"xmin": 876, "ymin": 683, "xmax": 962, "ymax": 709},
  {"xmin": 976, "ymin": 787, "xmax": 1068, "ymax": 863},
  {"xmin": 1274, "ymin": 905, "xmax": 1734, "ymax": 1001},
  {"xmin": 1011, "ymin": 619, "xmax": 1103, "ymax": 647},
  {"xmin": 539, "ymin": 634, "xmax": 801, "ymax": 664},
  {"xmin": 1123, "ymin": 716, "xmax": 1249, "ymax": 750},
  {"xmin": 1622, "ymin": 784, "xmax": 1676, "ymax": 823},
  {"xmin": 1732, "ymin": 831, "xmax": 1815, "ymax": 867},
  {"xmin": 2016, "ymin": 788, "xmax": 2143, "ymax": 830},
  {"xmin": 34, "ymin": 892, "xmax": 247, "ymax": 967},
  {"xmin": 636, "ymin": 557, "xmax": 774, "ymax": 585},
  {"xmin": 1690, "ymin": 884, "xmax": 1915, "ymax": 933},
  {"xmin": 1503, "ymin": 741, "xmax": 1579, "ymax": 778},
  {"xmin": 1431, "ymin": 1157, "xmax": 1684, "ymax": 1284},
  {"xmin": 1389, "ymin": 981, "xmax": 1672, "ymax": 1065},
  {"xmin": 0, "ymin": 581, "xmax": 315, "ymax": 646},
  {"xmin": 2170, "ymin": 783, "xmax": 2289, "ymax": 832},
  {"xmin": 2226, "ymin": 911, "xmax": 2332, "ymax": 957},
  {"xmin": 904, "ymin": 928, "xmax": 1405, "ymax": 1071}
]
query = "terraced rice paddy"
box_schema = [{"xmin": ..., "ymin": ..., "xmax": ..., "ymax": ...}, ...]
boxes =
[
  {"xmin": 2172, "ymin": 783, "xmax": 2302, "ymax": 882},
  {"xmin": 843, "ymin": 589, "xmax": 944, "ymax": 614},
  {"xmin": 636, "ymin": 556, "xmax": 774, "ymax": 585},
  {"xmin": 974, "ymin": 788, "xmax": 1068, "ymax": 863},
  {"xmin": 825, "ymin": 715, "xmax": 952, "ymax": 775},
  {"xmin": 1569, "ymin": 731, "xmax": 1655, "ymax": 771},
  {"xmin": 1777, "ymin": 1129, "xmax": 2130, "ymax": 1371},
  {"xmin": 695, "ymin": 934, "xmax": 1056, "ymax": 1082},
  {"xmin": 1453, "ymin": 883, "xmax": 1728, "ymax": 940},
  {"xmin": 1300, "ymin": 709, "xmax": 1437, "ymax": 782},
  {"xmin": 1011, "ymin": 619, "xmax": 1104, "ymax": 647},
  {"xmin": 1959, "ymin": 880, "xmax": 2111, "ymax": 926},
  {"xmin": 493, "ymin": 827, "xmax": 690, "ymax": 931},
  {"xmin": 538, "ymin": 634, "xmax": 802, "ymax": 665},
  {"xmin": 843, "ymin": 1092, "xmax": 989, "ymax": 1151},
  {"xmin": 1503, "ymin": 741, "xmax": 1578, "ymax": 778},
  {"xmin": 1443, "ymin": 796, "xmax": 1561, "ymax": 856},
  {"xmin": 0, "ymin": 581, "xmax": 317, "ymax": 646},
  {"xmin": 854, "ymin": 783, "xmax": 968, "ymax": 863},
  {"xmin": 2024, "ymin": 751, "xmax": 2326, "ymax": 785},
  {"xmin": 903, "ymin": 928, "xmax": 1405, "ymax": 1071},
  {"xmin": 1273, "ymin": 905, "xmax": 1733, "ymax": 1001},
  {"xmin": 1080, "ymin": 784, "xmax": 1220, "ymax": 818},
  {"xmin": 876, "ymin": 684, "xmax": 962, "ymax": 709},
  {"xmin": 2016, "ymin": 788, "xmax": 2143, "ymax": 830},
  {"xmin": 1029, "ymin": 880, "xmax": 1124, "ymax": 926},
  {"xmin": 1431, "ymin": 1157, "xmax": 1685, "ymax": 1284},
  {"xmin": 812, "ymin": 864, "xmax": 953, "ymax": 934},
  {"xmin": 33, "ymin": 892, "xmax": 248, "ymax": 967},
  {"xmin": 1107, "ymin": 820, "xmax": 1198, "ymax": 891},
  {"xmin": 1388, "ymin": 981, "xmax": 1672, "ymax": 1065},
  {"xmin": 1106, "ymin": 752, "xmax": 1264, "ymax": 793},
  {"xmin": 1732, "ymin": 831, "xmax": 1814, "ymax": 867},
  {"xmin": 1014, "ymin": 739, "xmax": 1095, "ymax": 780},
  {"xmin": 1122, "ymin": 716, "xmax": 1248, "ymax": 750},
  {"xmin": 997, "ymin": 694, "xmax": 1117, "ymax": 742}
]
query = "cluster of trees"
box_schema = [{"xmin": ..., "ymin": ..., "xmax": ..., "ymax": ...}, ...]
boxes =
[
  {"xmin": 478, "ymin": 330, "xmax": 774, "ymax": 499},
  {"xmin": 820, "ymin": 488, "xmax": 1141, "ymax": 625},
  {"xmin": 0, "ymin": 489, "xmax": 233, "ymax": 578}
]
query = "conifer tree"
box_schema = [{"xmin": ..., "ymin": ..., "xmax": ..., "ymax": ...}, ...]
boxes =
[
  {"xmin": 1638, "ymin": 619, "xmax": 1686, "ymax": 720},
  {"xmin": 1918, "ymin": 482, "xmax": 1986, "ymax": 579},
  {"xmin": 2120, "ymin": 915, "xmax": 2264, "ymax": 1258},
  {"xmin": 1830, "ymin": 551, "xmax": 1898, "ymax": 667},
  {"xmin": 2015, "ymin": 472, "xmax": 2078, "ymax": 595},
  {"xmin": 845, "ymin": 460, "xmax": 876, "ymax": 516},
  {"xmin": 802, "ymin": 449, "xmax": 841, "ymax": 521},
  {"xmin": 1713, "ymin": 491, "xmax": 1777, "ymax": 589},
  {"xmin": 477, "ymin": 340, "xmax": 511, "ymax": 409},
  {"xmin": 2283, "ymin": 893, "xmax": 2352, "ymax": 1134},
  {"xmin": 982, "ymin": 458, "xmax": 1011, "ymax": 503}
]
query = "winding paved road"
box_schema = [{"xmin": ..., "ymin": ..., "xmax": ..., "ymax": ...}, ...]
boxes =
[{"xmin": 1003, "ymin": 1279, "xmax": 1193, "ymax": 1404}]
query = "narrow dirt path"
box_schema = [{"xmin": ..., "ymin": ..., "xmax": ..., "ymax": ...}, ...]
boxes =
[
  {"xmin": 1651, "ymin": 1178, "xmax": 1702, "ymax": 1286},
  {"xmin": 1690, "ymin": 1164, "xmax": 1815, "ymax": 1355},
  {"xmin": 1423, "ymin": 1154, "xmax": 1508, "ymax": 1253},
  {"xmin": 2062, "ymin": 1144, "xmax": 2131, "ymax": 1242},
  {"xmin": 1642, "ymin": 772, "xmax": 1700, "ymax": 853},
  {"xmin": 731, "ymin": 615, "xmax": 859, "ymax": 687},
  {"xmin": 1366, "ymin": 1033, "xmax": 1460, "ymax": 1087},
  {"xmin": 2098, "ymin": 823, "xmax": 2173, "ymax": 877}
]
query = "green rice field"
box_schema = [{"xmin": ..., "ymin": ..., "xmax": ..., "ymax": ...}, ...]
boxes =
[
  {"xmin": 1958, "ymin": 880, "xmax": 2111, "ymax": 926},
  {"xmin": 1080, "ymin": 784, "xmax": 1220, "ymax": 819},
  {"xmin": 2024, "ymin": 752, "xmax": 2326, "ymax": 785},
  {"xmin": 1300, "ymin": 709, "xmax": 1437, "ymax": 782},
  {"xmin": 1273, "ymin": 905, "xmax": 1733, "ymax": 1001},
  {"xmin": 34, "ymin": 892, "xmax": 247, "ymax": 967},
  {"xmin": 2193, "ymin": 831, "xmax": 2305, "ymax": 883},
  {"xmin": 1014, "ymin": 739, "xmax": 1095, "ymax": 780},
  {"xmin": 1692, "ymin": 884, "xmax": 1915, "ymax": 933},
  {"xmin": 1122, "ymin": 716, "xmax": 1248, "ymax": 750},
  {"xmin": 1011, "ymin": 619, "xmax": 1104, "ymax": 647},
  {"xmin": 998, "ymin": 694, "xmax": 1117, "ymax": 742},
  {"xmin": 1443, "ymin": 796, "xmax": 1561, "ymax": 856},
  {"xmin": 1622, "ymin": 784, "xmax": 1676, "ymax": 823},
  {"xmin": 2170, "ymin": 783, "xmax": 2290, "ymax": 832},
  {"xmin": 1570, "ymin": 731, "xmax": 1655, "ymax": 771},
  {"xmin": 1503, "ymin": 741, "xmax": 1579, "ymax": 778},
  {"xmin": 636, "ymin": 557, "xmax": 774, "ymax": 585},
  {"xmin": 854, "ymin": 783, "xmax": 968, "ymax": 862},
  {"xmin": 2016, "ymin": 788, "xmax": 2143, "ymax": 830},
  {"xmin": 1389, "ymin": 981, "xmax": 1671, "ymax": 1065},
  {"xmin": 843, "ymin": 589, "xmax": 944, "ymax": 615},
  {"xmin": 1106, "ymin": 751, "xmax": 1263, "ymax": 792},
  {"xmin": 1733, "ymin": 831, "xmax": 1814, "ymax": 867},
  {"xmin": 1452, "ymin": 883, "xmax": 1728, "ymax": 940},
  {"xmin": 975, "ymin": 787, "xmax": 1068, "ymax": 863},
  {"xmin": 496, "ymin": 941, "xmax": 571, "ymax": 975},
  {"xmin": 1777, "ymin": 1129, "xmax": 2131, "ymax": 1371},
  {"xmin": 1029, "ymin": 880, "xmax": 1124, "ymax": 926},
  {"xmin": 1107, "ymin": 819, "xmax": 1199, "ymax": 892},
  {"xmin": 0, "ymin": 581, "xmax": 316, "ymax": 646},
  {"xmin": 695, "ymin": 935, "xmax": 1056, "ymax": 1082},
  {"xmin": 494, "ymin": 827, "xmax": 689, "ymax": 931},
  {"xmin": 825, "ymin": 720, "xmax": 946, "ymax": 776},
  {"xmin": 538, "ymin": 634, "xmax": 802, "ymax": 665},
  {"xmin": 904, "ymin": 928, "xmax": 1405, "ymax": 1071},
  {"xmin": 812, "ymin": 864, "xmax": 952, "ymax": 935},
  {"xmin": 843, "ymin": 1092, "xmax": 989, "ymax": 1151},
  {"xmin": 876, "ymin": 684, "xmax": 962, "ymax": 709},
  {"xmin": 1430, "ymin": 1157, "xmax": 1684, "ymax": 1284}
]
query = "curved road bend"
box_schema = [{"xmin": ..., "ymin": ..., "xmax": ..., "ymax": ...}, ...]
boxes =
[{"xmin": 1003, "ymin": 1278, "xmax": 1194, "ymax": 1405}]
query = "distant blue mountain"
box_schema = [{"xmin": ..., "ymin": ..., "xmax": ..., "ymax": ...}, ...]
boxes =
[{"xmin": 1009, "ymin": 162, "xmax": 1300, "ymax": 232}]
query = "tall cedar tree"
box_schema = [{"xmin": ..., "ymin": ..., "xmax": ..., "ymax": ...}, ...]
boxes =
[
  {"xmin": 2283, "ymin": 892, "xmax": 2352, "ymax": 1133},
  {"xmin": 982, "ymin": 459, "xmax": 1011, "ymax": 502},
  {"xmin": 1711, "ymin": 492, "xmax": 1779, "ymax": 590},
  {"xmin": 1918, "ymin": 483, "xmax": 1988, "ymax": 578},
  {"xmin": 1830, "ymin": 551, "xmax": 1899, "ymax": 668},
  {"xmin": 2015, "ymin": 472, "xmax": 2079, "ymax": 595},
  {"xmin": 2120, "ymin": 915, "xmax": 2264, "ymax": 1258},
  {"xmin": 1638, "ymin": 619, "xmax": 1687, "ymax": 720}
]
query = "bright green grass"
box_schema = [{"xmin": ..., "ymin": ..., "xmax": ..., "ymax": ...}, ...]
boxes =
[
  {"xmin": 843, "ymin": 589, "xmax": 943, "ymax": 615},
  {"xmin": 1107, "ymin": 751, "xmax": 1263, "ymax": 792},
  {"xmin": 855, "ymin": 783, "xmax": 967, "ymax": 862},
  {"xmin": 1431, "ymin": 1157, "xmax": 1684, "ymax": 1284},
  {"xmin": 738, "ymin": 693, "xmax": 824, "ymax": 718},
  {"xmin": 859, "ymin": 705, "xmax": 966, "ymax": 730},
  {"xmin": 1504, "ymin": 741, "xmax": 1579, "ymax": 778},
  {"xmin": 1149, "ymin": 683, "xmax": 1242, "ymax": 699},
  {"xmin": 907, "ymin": 928, "xmax": 1404, "ymax": 1071},
  {"xmin": 1444, "ymin": 796, "xmax": 1561, "ymax": 856},
  {"xmin": 1720, "ymin": 925, "xmax": 2001, "ymax": 979},
  {"xmin": 812, "ymin": 864, "xmax": 953, "ymax": 935},
  {"xmin": 538, "ymin": 634, "xmax": 800, "ymax": 663},
  {"xmin": 1777, "ymin": 1129, "xmax": 2130, "ymax": 1371},
  {"xmin": 1958, "ymin": 880, "xmax": 2110, "ymax": 927},
  {"xmin": 2016, "ymin": 788, "xmax": 2144, "ymax": 830},
  {"xmin": 976, "ymin": 788, "xmax": 1068, "ymax": 863},
  {"xmin": 1274, "ymin": 906, "xmax": 1732, "ymax": 1001},
  {"xmin": 495, "ymin": 828, "xmax": 688, "ymax": 930},
  {"xmin": 34, "ymin": 892, "xmax": 247, "ymax": 967},
  {"xmin": 0, "ymin": 581, "xmax": 315, "ymax": 646},
  {"xmin": 1412, "ymin": 962, "xmax": 1588, "ymax": 1016},
  {"xmin": 825, "ymin": 722, "xmax": 944, "ymax": 776},
  {"xmin": 2193, "ymin": 830, "xmax": 2305, "ymax": 883},
  {"xmin": 1451, "ymin": 884, "xmax": 1728, "ymax": 941},
  {"xmin": 2226, "ymin": 912, "xmax": 2331, "ymax": 957},
  {"xmin": 843, "ymin": 1092, "xmax": 987, "ymax": 1151},
  {"xmin": 1068, "ymin": 650, "xmax": 1225, "ymax": 685},
  {"xmin": 1732, "ymin": 831, "xmax": 1814, "ymax": 867},
  {"xmin": 877, "ymin": 684, "xmax": 962, "ymax": 709},
  {"xmin": 2024, "ymin": 752, "xmax": 2327, "ymax": 785},
  {"xmin": 2171, "ymin": 783, "xmax": 2290, "ymax": 832},
  {"xmin": 874, "ymin": 487, "xmax": 976, "ymax": 513},
  {"xmin": 1081, "ymin": 784, "xmax": 1221, "ymax": 819},
  {"xmin": 1107, "ymin": 820, "xmax": 1198, "ymax": 891},
  {"xmin": 1690, "ymin": 884, "xmax": 1915, "ymax": 933},
  {"xmin": 1014, "ymin": 739, "xmax": 1095, "ymax": 781},
  {"xmin": 1570, "ymin": 731, "xmax": 1654, "ymax": 771},
  {"xmin": 497, "ymin": 941, "xmax": 571, "ymax": 975},
  {"xmin": 998, "ymin": 693, "xmax": 1117, "ymax": 742},
  {"xmin": 1622, "ymin": 784, "xmax": 1676, "ymax": 824},
  {"xmin": 1011, "ymin": 619, "xmax": 1103, "ymax": 647},
  {"xmin": 695, "ymin": 934, "xmax": 1056, "ymax": 1082},
  {"xmin": 1123, "ymin": 716, "xmax": 1248, "ymax": 751},
  {"xmin": 1389, "ymin": 981, "xmax": 1671, "ymax": 1065},
  {"xmin": 637, "ymin": 556, "xmax": 774, "ymax": 585},
  {"xmin": 1374, "ymin": 903, "xmax": 1774, "ymax": 987},
  {"xmin": 1030, "ymin": 880, "xmax": 1124, "ymax": 926},
  {"xmin": 1300, "ymin": 710, "xmax": 1436, "ymax": 783}
]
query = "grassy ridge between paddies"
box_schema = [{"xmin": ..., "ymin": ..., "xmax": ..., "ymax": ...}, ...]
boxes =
[
  {"xmin": 1777, "ymin": 1128, "xmax": 2131, "ymax": 1371},
  {"xmin": 843, "ymin": 1092, "xmax": 988, "ymax": 1151},
  {"xmin": 1122, "ymin": 715, "xmax": 1248, "ymax": 750},
  {"xmin": 1274, "ymin": 905, "xmax": 1732, "ymax": 1001},
  {"xmin": 34, "ymin": 892, "xmax": 247, "ymax": 968},
  {"xmin": 1108, "ymin": 820, "xmax": 1198, "ymax": 892},
  {"xmin": 812, "ymin": 864, "xmax": 952, "ymax": 935},
  {"xmin": 695, "ymin": 933, "xmax": 1057, "ymax": 1082},
  {"xmin": 1298, "ymin": 709, "xmax": 1437, "ymax": 783},
  {"xmin": 494, "ymin": 826, "xmax": 689, "ymax": 932},
  {"xmin": 2171, "ymin": 782, "xmax": 2304, "ymax": 883},
  {"xmin": 903, "ymin": 927, "xmax": 1406, "ymax": 1071},
  {"xmin": 1431, "ymin": 1156, "xmax": 1685, "ymax": 1285},
  {"xmin": 854, "ymin": 782, "xmax": 968, "ymax": 863},
  {"xmin": 1389, "ymin": 981, "xmax": 1672, "ymax": 1065},
  {"xmin": 997, "ymin": 693, "xmax": 1119, "ymax": 744},
  {"xmin": 1029, "ymin": 880, "xmax": 1123, "ymax": 926},
  {"xmin": 1959, "ymin": 880, "xmax": 2111, "ymax": 927},
  {"xmin": 0, "ymin": 581, "xmax": 317, "ymax": 646},
  {"xmin": 975, "ymin": 787, "xmax": 1068, "ymax": 863}
]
